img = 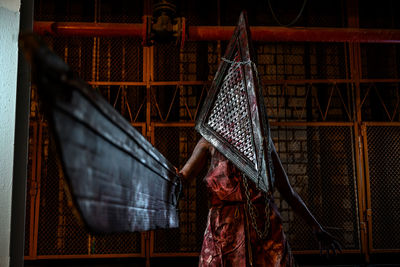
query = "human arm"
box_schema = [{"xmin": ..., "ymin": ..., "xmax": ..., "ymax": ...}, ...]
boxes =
[
  {"xmin": 179, "ymin": 137, "xmax": 211, "ymax": 183},
  {"xmin": 272, "ymin": 141, "xmax": 342, "ymax": 256}
]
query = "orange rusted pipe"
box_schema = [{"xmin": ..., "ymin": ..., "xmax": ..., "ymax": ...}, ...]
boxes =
[
  {"xmin": 34, "ymin": 21, "xmax": 400, "ymax": 43},
  {"xmin": 188, "ymin": 26, "xmax": 400, "ymax": 43},
  {"xmin": 34, "ymin": 22, "xmax": 143, "ymax": 37}
]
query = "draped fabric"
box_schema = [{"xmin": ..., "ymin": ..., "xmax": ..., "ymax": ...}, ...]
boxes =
[{"xmin": 199, "ymin": 150, "xmax": 296, "ymax": 267}]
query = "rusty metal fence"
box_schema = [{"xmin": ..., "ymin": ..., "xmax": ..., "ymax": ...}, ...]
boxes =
[
  {"xmin": 363, "ymin": 123, "xmax": 400, "ymax": 252},
  {"xmin": 29, "ymin": 120, "xmax": 400, "ymax": 259},
  {"xmin": 270, "ymin": 123, "xmax": 360, "ymax": 251},
  {"xmin": 151, "ymin": 124, "xmax": 208, "ymax": 255},
  {"xmin": 25, "ymin": 122, "xmax": 37, "ymax": 258},
  {"xmin": 25, "ymin": 0, "xmax": 400, "ymax": 261},
  {"xmin": 25, "ymin": 123, "xmax": 146, "ymax": 259},
  {"xmin": 42, "ymin": 36, "xmax": 143, "ymax": 83},
  {"xmin": 24, "ymin": 48, "xmax": 400, "ymax": 262},
  {"xmin": 255, "ymin": 42, "xmax": 349, "ymax": 81}
]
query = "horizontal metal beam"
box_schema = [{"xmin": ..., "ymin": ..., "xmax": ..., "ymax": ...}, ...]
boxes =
[
  {"xmin": 188, "ymin": 26, "xmax": 400, "ymax": 43},
  {"xmin": 34, "ymin": 22, "xmax": 144, "ymax": 37},
  {"xmin": 34, "ymin": 21, "xmax": 400, "ymax": 43},
  {"xmin": 86, "ymin": 79, "xmax": 400, "ymax": 86}
]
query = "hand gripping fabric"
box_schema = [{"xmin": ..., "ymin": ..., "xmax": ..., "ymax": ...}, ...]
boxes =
[{"xmin": 195, "ymin": 11, "xmax": 274, "ymax": 193}]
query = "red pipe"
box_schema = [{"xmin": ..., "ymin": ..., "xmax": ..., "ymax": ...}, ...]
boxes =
[
  {"xmin": 34, "ymin": 21, "xmax": 400, "ymax": 43},
  {"xmin": 34, "ymin": 22, "xmax": 143, "ymax": 37},
  {"xmin": 188, "ymin": 26, "xmax": 400, "ymax": 43}
]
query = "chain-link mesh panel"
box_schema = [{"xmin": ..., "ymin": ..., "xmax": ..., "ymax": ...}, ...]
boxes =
[
  {"xmin": 88, "ymin": 232, "xmax": 141, "ymax": 255},
  {"xmin": 366, "ymin": 125, "xmax": 400, "ymax": 250},
  {"xmin": 181, "ymin": 42, "xmax": 197, "ymax": 81},
  {"xmin": 37, "ymin": 126, "xmax": 88, "ymax": 255},
  {"xmin": 96, "ymin": 38, "xmax": 143, "ymax": 82},
  {"xmin": 361, "ymin": 83, "xmax": 400, "ymax": 122},
  {"xmin": 44, "ymin": 36, "xmax": 94, "ymax": 82},
  {"xmin": 361, "ymin": 44, "xmax": 400, "ymax": 79},
  {"xmin": 154, "ymin": 43, "xmax": 180, "ymax": 81},
  {"xmin": 263, "ymin": 83, "xmax": 353, "ymax": 122},
  {"xmin": 271, "ymin": 125, "xmax": 360, "ymax": 251},
  {"xmin": 153, "ymin": 126, "xmax": 209, "ymax": 253},
  {"xmin": 181, "ymin": 42, "xmax": 210, "ymax": 81},
  {"xmin": 43, "ymin": 36, "xmax": 143, "ymax": 82},
  {"xmin": 154, "ymin": 42, "xmax": 210, "ymax": 81},
  {"xmin": 36, "ymin": 125, "xmax": 142, "ymax": 256},
  {"xmin": 207, "ymin": 42, "xmax": 221, "ymax": 82},
  {"xmin": 256, "ymin": 43, "xmax": 348, "ymax": 81}
]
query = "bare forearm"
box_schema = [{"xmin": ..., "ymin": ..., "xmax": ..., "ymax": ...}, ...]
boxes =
[{"xmin": 179, "ymin": 137, "xmax": 210, "ymax": 182}]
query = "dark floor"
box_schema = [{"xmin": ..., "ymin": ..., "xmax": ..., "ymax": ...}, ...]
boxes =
[{"xmin": 25, "ymin": 253, "xmax": 400, "ymax": 267}]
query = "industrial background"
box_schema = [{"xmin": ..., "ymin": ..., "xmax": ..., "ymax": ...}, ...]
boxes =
[{"xmin": 25, "ymin": 0, "xmax": 400, "ymax": 266}]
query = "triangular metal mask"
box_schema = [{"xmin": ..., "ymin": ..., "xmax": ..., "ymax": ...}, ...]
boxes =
[{"xmin": 195, "ymin": 11, "xmax": 274, "ymax": 193}]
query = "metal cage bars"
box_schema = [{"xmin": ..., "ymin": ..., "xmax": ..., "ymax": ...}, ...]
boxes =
[
  {"xmin": 26, "ymin": 120, "xmax": 376, "ymax": 259},
  {"xmin": 26, "ymin": 8, "xmax": 400, "ymax": 261},
  {"xmin": 24, "ymin": 42, "xmax": 400, "ymax": 262},
  {"xmin": 24, "ymin": 122, "xmax": 147, "ymax": 260}
]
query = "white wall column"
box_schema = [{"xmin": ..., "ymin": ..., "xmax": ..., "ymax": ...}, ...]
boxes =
[{"xmin": 0, "ymin": 0, "xmax": 21, "ymax": 266}]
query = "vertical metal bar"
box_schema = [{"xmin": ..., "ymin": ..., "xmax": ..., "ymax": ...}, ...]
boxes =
[
  {"xmin": 143, "ymin": 2, "xmax": 152, "ymax": 265},
  {"xmin": 32, "ymin": 122, "xmax": 44, "ymax": 258},
  {"xmin": 354, "ymin": 124, "xmax": 367, "ymax": 255},
  {"xmin": 361, "ymin": 123, "xmax": 374, "ymax": 255},
  {"xmin": 78, "ymin": 39, "xmax": 82, "ymax": 76},
  {"xmin": 107, "ymin": 39, "xmax": 111, "ymax": 102},
  {"xmin": 28, "ymin": 122, "xmax": 38, "ymax": 257},
  {"xmin": 347, "ymin": 0, "xmax": 367, "ymax": 260},
  {"xmin": 143, "ymin": 44, "xmax": 152, "ymax": 267},
  {"xmin": 121, "ymin": 39, "xmax": 127, "ymax": 116},
  {"xmin": 354, "ymin": 44, "xmax": 362, "ymax": 123},
  {"xmin": 144, "ymin": 45, "xmax": 153, "ymax": 139},
  {"xmin": 147, "ymin": 34, "xmax": 156, "ymax": 264},
  {"xmin": 148, "ymin": 45, "xmax": 154, "ymax": 135},
  {"xmin": 53, "ymin": 43, "xmax": 69, "ymax": 255},
  {"xmin": 145, "ymin": 231, "xmax": 151, "ymax": 267},
  {"xmin": 149, "ymin": 230, "xmax": 155, "ymax": 258},
  {"xmin": 88, "ymin": 234, "xmax": 91, "ymax": 255},
  {"xmin": 149, "ymin": 122, "xmax": 156, "ymax": 260},
  {"xmin": 92, "ymin": 0, "xmax": 99, "ymax": 84},
  {"xmin": 57, "ymin": 167, "xmax": 65, "ymax": 253},
  {"xmin": 92, "ymin": 36, "xmax": 98, "ymax": 82},
  {"xmin": 150, "ymin": 44, "xmax": 154, "ymax": 82}
]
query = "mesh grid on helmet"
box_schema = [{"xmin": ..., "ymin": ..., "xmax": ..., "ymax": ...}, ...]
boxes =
[{"xmin": 206, "ymin": 51, "xmax": 256, "ymax": 165}]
